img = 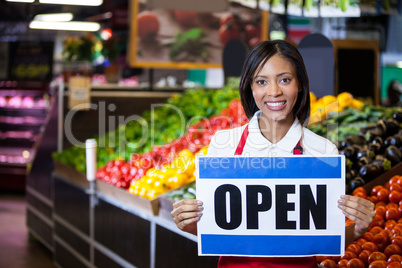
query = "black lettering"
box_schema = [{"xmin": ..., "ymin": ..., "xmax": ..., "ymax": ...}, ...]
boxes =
[
  {"xmin": 246, "ymin": 185, "xmax": 272, "ymax": 229},
  {"xmin": 276, "ymin": 185, "xmax": 296, "ymax": 229},
  {"xmin": 300, "ymin": 185, "xmax": 327, "ymax": 230},
  {"xmin": 214, "ymin": 184, "xmax": 242, "ymax": 230}
]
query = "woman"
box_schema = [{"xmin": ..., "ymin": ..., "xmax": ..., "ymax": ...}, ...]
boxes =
[{"xmin": 171, "ymin": 40, "xmax": 375, "ymax": 267}]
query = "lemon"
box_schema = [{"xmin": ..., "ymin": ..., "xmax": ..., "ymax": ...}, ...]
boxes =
[{"xmin": 337, "ymin": 92, "xmax": 353, "ymax": 108}]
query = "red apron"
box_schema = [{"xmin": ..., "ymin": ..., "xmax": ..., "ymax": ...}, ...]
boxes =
[{"xmin": 218, "ymin": 125, "xmax": 316, "ymax": 268}]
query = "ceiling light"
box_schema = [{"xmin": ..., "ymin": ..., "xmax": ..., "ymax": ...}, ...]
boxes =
[
  {"xmin": 29, "ymin": 21, "xmax": 100, "ymax": 31},
  {"xmin": 34, "ymin": 13, "xmax": 73, "ymax": 22},
  {"xmin": 39, "ymin": 0, "xmax": 103, "ymax": 6},
  {"xmin": 6, "ymin": 0, "xmax": 35, "ymax": 2}
]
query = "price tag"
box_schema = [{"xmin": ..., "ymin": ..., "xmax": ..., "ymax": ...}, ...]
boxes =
[{"xmin": 69, "ymin": 76, "xmax": 91, "ymax": 110}]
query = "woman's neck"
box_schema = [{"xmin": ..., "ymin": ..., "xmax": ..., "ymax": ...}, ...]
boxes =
[{"xmin": 258, "ymin": 115, "xmax": 294, "ymax": 144}]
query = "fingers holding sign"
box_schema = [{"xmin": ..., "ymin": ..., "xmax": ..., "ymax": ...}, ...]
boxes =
[
  {"xmin": 338, "ymin": 195, "xmax": 375, "ymax": 243},
  {"xmin": 171, "ymin": 199, "xmax": 203, "ymax": 236}
]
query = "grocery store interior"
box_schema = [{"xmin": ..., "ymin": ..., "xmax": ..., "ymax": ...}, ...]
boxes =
[{"xmin": 1, "ymin": 0, "xmax": 402, "ymax": 267}]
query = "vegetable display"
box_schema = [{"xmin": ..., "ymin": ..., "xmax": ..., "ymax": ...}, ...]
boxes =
[
  {"xmin": 52, "ymin": 86, "xmax": 240, "ymax": 173},
  {"xmin": 53, "ymin": 87, "xmax": 402, "ymax": 205},
  {"xmin": 318, "ymin": 176, "xmax": 402, "ymax": 268}
]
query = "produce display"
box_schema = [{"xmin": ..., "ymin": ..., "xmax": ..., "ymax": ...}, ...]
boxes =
[
  {"xmin": 317, "ymin": 176, "xmax": 402, "ymax": 268},
  {"xmin": 53, "ymin": 85, "xmax": 402, "ymax": 206},
  {"xmin": 52, "ymin": 86, "xmax": 240, "ymax": 172},
  {"xmin": 97, "ymin": 97, "xmax": 248, "ymax": 199}
]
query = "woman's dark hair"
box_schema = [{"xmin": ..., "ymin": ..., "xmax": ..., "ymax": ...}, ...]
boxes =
[{"xmin": 239, "ymin": 40, "xmax": 311, "ymax": 126}]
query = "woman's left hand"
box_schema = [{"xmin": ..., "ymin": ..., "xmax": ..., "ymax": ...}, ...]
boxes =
[{"xmin": 338, "ymin": 195, "xmax": 375, "ymax": 244}]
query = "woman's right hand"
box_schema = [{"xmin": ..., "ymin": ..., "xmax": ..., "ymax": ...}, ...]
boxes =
[{"xmin": 171, "ymin": 199, "xmax": 203, "ymax": 236}]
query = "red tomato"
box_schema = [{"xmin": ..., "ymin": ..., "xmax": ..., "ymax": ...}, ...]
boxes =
[
  {"xmin": 355, "ymin": 238, "xmax": 368, "ymax": 247},
  {"xmin": 398, "ymin": 203, "xmax": 402, "ymax": 214},
  {"xmin": 386, "ymin": 208, "xmax": 402, "ymax": 221},
  {"xmin": 362, "ymin": 242, "xmax": 378, "ymax": 252},
  {"xmin": 362, "ymin": 233, "xmax": 375, "ymax": 242},
  {"xmin": 385, "ymin": 220, "xmax": 398, "ymax": 230},
  {"xmin": 385, "ymin": 182, "xmax": 391, "ymax": 190},
  {"xmin": 373, "ymin": 233, "xmax": 389, "ymax": 251},
  {"xmin": 354, "ymin": 191, "xmax": 368, "ymax": 199},
  {"xmin": 381, "ymin": 229, "xmax": 392, "ymax": 243},
  {"xmin": 339, "ymin": 259, "xmax": 349, "ymax": 268},
  {"xmin": 353, "ymin": 187, "xmax": 368, "ymax": 197},
  {"xmin": 389, "ymin": 175, "xmax": 402, "ymax": 185},
  {"xmin": 396, "ymin": 177, "xmax": 402, "ymax": 186},
  {"xmin": 343, "ymin": 251, "xmax": 358, "ymax": 260},
  {"xmin": 137, "ymin": 11, "xmax": 160, "ymax": 39},
  {"xmin": 387, "ymin": 203, "xmax": 399, "ymax": 210},
  {"xmin": 320, "ymin": 259, "xmax": 337, "ymax": 268},
  {"xmin": 218, "ymin": 23, "xmax": 241, "ymax": 47},
  {"xmin": 359, "ymin": 249, "xmax": 372, "ymax": 265},
  {"xmin": 369, "ymin": 196, "xmax": 380, "ymax": 204},
  {"xmin": 387, "ymin": 254, "xmax": 402, "ymax": 263},
  {"xmin": 394, "ymin": 223, "xmax": 402, "ymax": 231},
  {"xmin": 369, "ymin": 260, "xmax": 388, "ymax": 268},
  {"xmin": 347, "ymin": 244, "xmax": 362, "ymax": 256},
  {"xmin": 389, "ymin": 183, "xmax": 402, "ymax": 193},
  {"xmin": 368, "ymin": 252, "xmax": 388, "ymax": 263},
  {"xmin": 370, "ymin": 226, "xmax": 385, "ymax": 235},
  {"xmin": 347, "ymin": 258, "xmax": 365, "ymax": 268},
  {"xmin": 391, "ymin": 228, "xmax": 402, "ymax": 240},
  {"xmin": 332, "ymin": 256, "xmax": 341, "ymax": 263},
  {"xmin": 391, "ymin": 236, "xmax": 402, "ymax": 248},
  {"xmin": 377, "ymin": 206, "xmax": 387, "ymax": 219},
  {"xmin": 174, "ymin": 10, "xmax": 198, "ymax": 27},
  {"xmin": 378, "ymin": 189, "xmax": 390, "ymax": 203},
  {"xmin": 372, "ymin": 186, "xmax": 385, "ymax": 197},
  {"xmin": 384, "ymin": 244, "xmax": 402, "ymax": 258},
  {"xmin": 387, "ymin": 262, "xmax": 402, "ymax": 268},
  {"xmin": 371, "ymin": 215, "xmax": 386, "ymax": 228}
]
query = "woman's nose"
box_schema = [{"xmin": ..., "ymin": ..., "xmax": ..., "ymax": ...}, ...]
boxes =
[{"xmin": 266, "ymin": 83, "xmax": 282, "ymax": 97}]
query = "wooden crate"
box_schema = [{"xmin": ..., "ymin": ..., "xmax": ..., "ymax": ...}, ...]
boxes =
[{"xmin": 362, "ymin": 162, "xmax": 402, "ymax": 194}]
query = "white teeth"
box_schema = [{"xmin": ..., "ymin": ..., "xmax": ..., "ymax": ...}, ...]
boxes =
[{"xmin": 265, "ymin": 102, "xmax": 285, "ymax": 107}]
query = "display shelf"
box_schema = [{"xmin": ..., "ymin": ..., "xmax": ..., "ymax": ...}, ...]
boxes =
[{"xmin": 0, "ymin": 86, "xmax": 51, "ymax": 191}]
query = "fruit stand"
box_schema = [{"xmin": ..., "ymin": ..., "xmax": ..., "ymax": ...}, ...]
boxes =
[{"xmin": 28, "ymin": 81, "xmax": 402, "ymax": 268}]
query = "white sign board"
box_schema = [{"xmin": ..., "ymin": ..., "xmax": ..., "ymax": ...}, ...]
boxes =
[{"xmin": 196, "ymin": 156, "xmax": 345, "ymax": 257}]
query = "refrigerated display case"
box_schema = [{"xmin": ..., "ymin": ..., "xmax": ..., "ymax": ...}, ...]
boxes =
[{"xmin": 0, "ymin": 83, "xmax": 51, "ymax": 191}]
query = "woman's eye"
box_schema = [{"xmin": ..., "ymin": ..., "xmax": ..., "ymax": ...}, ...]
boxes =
[
  {"xmin": 255, "ymin": 80, "xmax": 267, "ymax": 85},
  {"xmin": 280, "ymin": 78, "xmax": 291, "ymax": 84}
]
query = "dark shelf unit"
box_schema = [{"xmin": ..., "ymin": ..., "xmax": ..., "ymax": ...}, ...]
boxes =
[{"xmin": 0, "ymin": 87, "xmax": 51, "ymax": 192}]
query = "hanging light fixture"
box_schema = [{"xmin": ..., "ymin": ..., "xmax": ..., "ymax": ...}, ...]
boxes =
[
  {"xmin": 39, "ymin": 0, "xmax": 103, "ymax": 6},
  {"xmin": 29, "ymin": 21, "xmax": 100, "ymax": 31},
  {"xmin": 33, "ymin": 13, "xmax": 74, "ymax": 22},
  {"xmin": 6, "ymin": 0, "xmax": 35, "ymax": 2}
]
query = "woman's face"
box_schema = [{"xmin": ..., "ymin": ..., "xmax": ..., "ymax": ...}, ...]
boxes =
[{"xmin": 251, "ymin": 54, "xmax": 299, "ymax": 126}]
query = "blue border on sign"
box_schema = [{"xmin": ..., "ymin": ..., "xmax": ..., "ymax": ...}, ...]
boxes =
[
  {"xmin": 198, "ymin": 157, "xmax": 342, "ymax": 179},
  {"xmin": 201, "ymin": 234, "xmax": 341, "ymax": 255}
]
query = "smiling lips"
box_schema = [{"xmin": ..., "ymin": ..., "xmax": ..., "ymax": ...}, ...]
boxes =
[{"xmin": 265, "ymin": 101, "xmax": 287, "ymax": 111}]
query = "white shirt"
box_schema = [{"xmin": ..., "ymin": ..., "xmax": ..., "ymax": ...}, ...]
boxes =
[{"xmin": 207, "ymin": 110, "xmax": 338, "ymax": 157}]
